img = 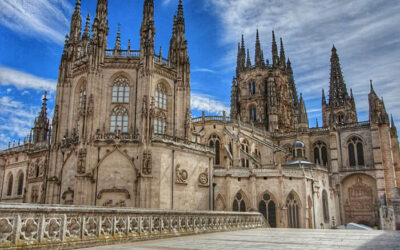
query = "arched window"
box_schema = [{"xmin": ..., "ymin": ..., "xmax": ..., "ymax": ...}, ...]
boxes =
[
  {"xmin": 209, "ymin": 135, "xmax": 220, "ymax": 165},
  {"xmin": 17, "ymin": 172, "xmax": 24, "ymax": 196},
  {"xmin": 154, "ymin": 116, "xmax": 167, "ymax": 135},
  {"xmin": 249, "ymin": 106, "xmax": 257, "ymax": 122},
  {"xmin": 7, "ymin": 173, "xmax": 13, "ymax": 196},
  {"xmin": 264, "ymin": 79, "xmax": 268, "ymax": 96},
  {"xmin": 258, "ymin": 193, "xmax": 276, "ymax": 227},
  {"xmin": 112, "ymin": 77, "xmax": 130, "ymax": 103},
  {"xmin": 348, "ymin": 137, "xmax": 364, "ymax": 167},
  {"xmin": 337, "ymin": 113, "xmax": 345, "ymax": 124},
  {"xmin": 322, "ymin": 190, "xmax": 329, "ymax": 223},
  {"xmin": 155, "ymin": 83, "xmax": 167, "ymax": 110},
  {"xmin": 287, "ymin": 192, "xmax": 300, "ymax": 228},
  {"xmin": 233, "ymin": 192, "xmax": 246, "ymax": 212},
  {"xmin": 241, "ymin": 140, "xmax": 249, "ymax": 168},
  {"xmin": 79, "ymin": 86, "xmax": 86, "ymax": 108},
  {"xmin": 248, "ymin": 80, "xmax": 255, "ymax": 96},
  {"xmin": 313, "ymin": 141, "xmax": 328, "ymax": 167},
  {"xmin": 110, "ymin": 106, "xmax": 128, "ymax": 133}
]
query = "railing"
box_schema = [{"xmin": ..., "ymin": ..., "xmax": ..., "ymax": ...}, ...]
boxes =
[
  {"xmin": 95, "ymin": 131, "xmax": 140, "ymax": 143},
  {"xmin": 0, "ymin": 204, "xmax": 265, "ymax": 249},
  {"xmin": 152, "ymin": 134, "xmax": 212, "ymax": 152},
  {"xmin": 191, "ymin": 116, "xmax": 231, "ymax": 124},
  {"xmin": 105, "ymin": 49, "xmax": 140, "ymax": 58}
]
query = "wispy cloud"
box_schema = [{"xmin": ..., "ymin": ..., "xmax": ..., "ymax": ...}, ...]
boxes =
[
  {"xmin": 162, "ymin": 0, "xmax": 173, "ymax": 6},
  {"xmin": 192, "ymin": 68, "xmax": 217, "ymax": 73},
  {"xmin": 206, "ymin": 0, "xmax": 400, "ymax": 128},
  {"xmin": 0, "ymin": 0, "xmax": 73, "ymax": 44},
  {"xmin": 0, "ymin": 66, "xmax": 57, "ymax": 91},
  {"xmin": 191, "ymin": 93, "xmax": 230, "ymax": 115},
  {"xmin": 0, "ymin": 96, "xmax": 40, "ymax": 149}
]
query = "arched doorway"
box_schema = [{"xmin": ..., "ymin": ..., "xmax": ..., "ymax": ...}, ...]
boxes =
[{"xmin": 258, "ymin": 192, "xmax": 277, "ymax": 227}]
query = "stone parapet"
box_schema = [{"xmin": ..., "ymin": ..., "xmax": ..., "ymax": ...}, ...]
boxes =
[{"xmin": 0, "ymin": 203, "xmax": 265, "ymax": 249}]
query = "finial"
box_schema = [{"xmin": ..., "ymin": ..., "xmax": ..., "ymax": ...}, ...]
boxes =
[
  {"xmin": 370, "ymin": 79, "xmax": 374, "ymax": 91},
  {"xmin": 43, "ymin": 91, "xmax": 47, "ymax": 102},
  {"xmin": 127, "ymin": 39, "xmax": 131, "ymax": 51},
  {"xmin": 8, "ymin": 141, "xmax": 10, "ymax": 149},
  {"xmin": 83, "ymin": 13, "xmax": 91, "ymax": 39},
  {"xmin": 316, "ymin": 118, "xmax": 319, "ymax": 128},
  {"xmin": 159, "ymin": 46, "xmax": 162, "ymax": 59},
  {"xmin": 332, "ymin": 44, "xmax": 336, "ymax": 51}
]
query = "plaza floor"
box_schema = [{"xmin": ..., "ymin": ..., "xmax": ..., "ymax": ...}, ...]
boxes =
[{"xmin": 81, "ymin": 228, "xmax": 400, "ymax": 250}]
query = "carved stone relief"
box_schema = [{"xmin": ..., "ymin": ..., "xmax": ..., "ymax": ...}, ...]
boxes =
[
  {"xmin": 142, "ymin": 151, "xmax": 152, "ymax": 175},
  {"xmin": 77, "ymin": 148, "xmax": 87, "ymax": 174},
  {"xmin": 175, "ymin": 164, "xmax": 188, "ymax": 184},
  {"xmin": 198, "ymin": 168, "xmax": 209, "ymax": 186}
]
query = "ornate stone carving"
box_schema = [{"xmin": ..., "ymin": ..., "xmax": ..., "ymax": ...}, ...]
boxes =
[
  {"xmin": 198, "ymin": 168, "xmax": 209, "ymax": 186},
  {"xmin": 175, "ymin": 164, "xmax": 188, "ymax": 184},
  {"xmin": 77, "ymin": 148, "xmax": 87, "ymax": 174},
  {"xmin": 97, "ymin": 187, "xmax": 130, "ymax": 199},
  {"xmin": 31, "ymin": 186, "xmax": 39, "ymax": 203},
  {"xmin": 344, "ymin": 177, "xmax": 376, "ymax": 226},
  {"xmin": 142, "ymin": 151, "xmax": 152, "ymax": 175},
  {"xmin": 62, "ymin": 188, "xmax": 74, "ymax": 205}
]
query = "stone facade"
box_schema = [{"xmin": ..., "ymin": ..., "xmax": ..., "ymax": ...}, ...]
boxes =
[{"xmin": 1, "ymin": 0, "xmax": 399, "ymax": 230}]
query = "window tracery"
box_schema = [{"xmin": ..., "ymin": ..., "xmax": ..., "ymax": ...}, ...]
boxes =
[
  {"xmin": 17, "ymin": 172, "xmax": 24, "ymax": 196},
  {"xmin": 248, "ymin": 80, "xmax": 256, "ymax": 96},
  {"xmin": 7, "ymin": 173, "xmax": 13, "ymax": 196},
  {"xmin": 154, "ymin": 114, "xmax": 167, "ymax": 135},
  {"xmin": 249, "ymin": 105, "xmax": 257, "ymax": 122},
  {"xmin": 112, "ymin": 77, "xmax": 130, "ymax": 103},
  {"xmin": 155, "ymin": 83, "xmax": 167, "ymax": 110},
  {"xmin": 233, "ymin": 192, "xmax": 246, "ymax": 212},
  {"xmin": 209, "ymin": 135, "xmax": 221, "ymax": 165},
  {"xmin": 347, "ymin": 136, "xmax": 364, "ymax": 167},
  {"xmin": 287, "ymin": 192, "xmax": 300, "ymax": 228},
  {"xmin": 258, "ymin": 193, "xmax": 276, "ymax": 227},
  {"xmin": 313, "ymin": 141, "xmax": 328, "ymax": 166},
  {"xmin": 241, "ymin": 140, "xmax": 250, "ymax": 168},
  {"xmin": 110, "ymin": 106, "xmax": 128, "ymax": 133}
]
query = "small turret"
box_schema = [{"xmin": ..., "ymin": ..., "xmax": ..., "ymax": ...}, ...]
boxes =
[
  {"xmin": 82, "ymin": 14, "xmax": 91, "ymax": 40},
  {"xmin": 140, "ymin": 0, "xmax": 155, "ymax": 58},
  {"xmin": 32, "ymin": 92, "xmax": 50, "ymax": 144},
  {"xmin": 369, "ymin": 80, "xmax": 389, "ymax": 125},
  {"xmin": 114, "ymin": 25, "xmax": 121, "ymax": 51}
]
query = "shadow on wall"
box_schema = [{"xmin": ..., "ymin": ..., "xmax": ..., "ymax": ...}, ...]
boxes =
[{"xmin": 357, "ymin": 231, "xmax": 400, "ymax": 250}]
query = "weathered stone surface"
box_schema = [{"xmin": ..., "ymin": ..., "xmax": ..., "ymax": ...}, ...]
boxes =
[{"xmin": 82, "ymin": 228, "xmax": 400, "ymax": 250}]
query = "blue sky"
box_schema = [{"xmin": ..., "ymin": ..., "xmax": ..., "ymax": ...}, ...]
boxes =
[{"xmin": 0, "ymin": 0, "xmax": 399, "ymax": 149}]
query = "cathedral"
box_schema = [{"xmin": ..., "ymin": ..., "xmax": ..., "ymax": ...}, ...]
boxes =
[{"xmin": 0, "ymin": 0, "xmax": 399, "ymax": 230}]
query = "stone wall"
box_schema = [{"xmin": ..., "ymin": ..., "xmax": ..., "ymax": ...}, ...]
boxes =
[{"xmin": 0, "ymin": 203, "xmax": 265, "ymax": 249}]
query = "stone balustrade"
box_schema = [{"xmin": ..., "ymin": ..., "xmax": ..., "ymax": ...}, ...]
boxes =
[{"xmin": 0, "ymin": 203, "xmax": 266, "ymax": 249}]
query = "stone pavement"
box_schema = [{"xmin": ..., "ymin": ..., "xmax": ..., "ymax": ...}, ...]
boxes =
[{"xmin": 82, "ymin": 228, "xmax": 400, "ymax": 250}]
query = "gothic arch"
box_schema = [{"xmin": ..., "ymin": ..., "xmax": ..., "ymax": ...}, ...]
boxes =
[
  {"xmin": 109, "ymin": 71, "xmax": 134, "ymax": 87},
  {"xmin": 214, "ymin": 194, "xmax": 226, "ymax": 211},
  {"xmin": 232, "ymin": 189, "xmax": 250, "ymax": 212},
  {"xmin": 286, "ymin": 190, "xmax": 302, "ymax": 228},
  {"xmin": 258, "ymin": 190, "xmax": 278, "ymax": 228},
  {"xmin": 96, "ymin": 147, "xmax": 137, "ymax": 207},
  {"xmin": 155, "ymin": 79, "xmax": 172, "ymax": 94},
  {"xmin": 341, "ymin": 173, "xmax": 378, "ymax": 227},
  {"xmin": 6, "ymin": 172, "xmax": 13, "ymax": 196},
  {"xmin": 60, "ymin": 150, "xmax": 77, "ymax": 205},
  {"xmin": 96, "ymin": 146, "xmax": 137, "ymax": 172}
]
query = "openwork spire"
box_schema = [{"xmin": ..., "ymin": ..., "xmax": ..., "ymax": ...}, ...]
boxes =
[
  {"xmin": 254, "ymin": 29, "xmax": 265, "ymax": 68},
  {"xmin": 236, "ymin": 35, "xmax": 246, "ymax": 74},
  {"xmin": 246, "ymin": 49, "xmax": 252, "ymax": 68},
  {"xmin": 82, "ymin": 14, "xmax": 91, "ymax": 40},
  {"xmin": 280, "ymin": 38, "xmax": 286, "ymax": 69},
  {"xmin": 69, "ymin": 0, "xmax": 82, "ymax": 41},
  {"xmin": 286, "ymin": 58, "xmax": 298, "ymax": 108},
  {"xmin": 272, "ymin": 31, "xmax": 279, "ymax": 67},
  {"xmin": 114, "ymin": 25, "xmax": 121, "ymax": 51},
  {"xmin": 329, "ymin": 45, "xmax": 349, "ymax": 107},
  {"xmin": 140, "ymin": 0, "xmax": 155, "ymax": 56}
]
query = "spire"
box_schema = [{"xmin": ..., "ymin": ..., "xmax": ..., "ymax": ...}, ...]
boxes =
[
  {"xmin": 69, "ymin": 0, "xmax": 82, "ymax": 42},
  {"xmin": 287, "ymin": 58, "xmax": 298, "ymax": 108},
  {"xmin": 279, "ymin": 37, "xmax": 286, "ymax": 69},
  {"xmin": 246, "ymin": 49, "xmax": 252, "ymax": 68},
  {"xmin": 82, "ymin": 13, "xmax": 91, "ymax": 40},
  {"xmin": 92, "ymin": 0, "xmax": 109, "ymax": 51},
  {"xmin": 322, "ymin": 88, "xmax": 326, "ymax": 105},
  {"xmin": 329, "ymin": 45, "xmax": 349, "ymax": 107},
  {"xmin": 272, "ymin": 31, "xmax": 279, "ymax": 67},
  {"xmin": 391, "ymin": 114, "xmax": 398, "ymax": 137},
  {"xmin": 254, "ymin": 29, "xmax": 265, "ymax": 68},
  {"xmin": 370, "ymin": 79, "xmax": 376, "ymax": 94},
  {"xmin": 114, "ymin": 25, "xmax": 121, "ymax": 51},
  {"xmin": 177, "ymin": 0, "xmax": 184, "ymax": 21},
  {"xmin": 140, "ymin": 0, "xmax": 156, "ymax": 57},
  {"xmin": 33, "ymin": 92, "xmax": 49, "ymax": 144},
  {"xmin": 236, "ymin": 35, "xmax": 246, "ymax": 74},
  {"xmin": 298, "ymin": 93, "xmax": 308, "ymax": 126}
]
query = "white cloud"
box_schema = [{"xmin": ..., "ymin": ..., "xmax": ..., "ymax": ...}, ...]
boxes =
[
  {"xmin": 162, "ymin": 0, "xmax": 173, "ymax": 6},
  {"xmin": 192, "ymin": 68, "xmax": 217, "ymax": 73},
  {"xmin": 191, "ymin": 93, "xmax": 230, "ymax": 116},
  {"xmin": 0, "ymin": 66, "xmax": 57, "ymax": 91},
  {"xmin": 206, "ymin": 0, "xmax": 400, "ymax": 129},
  {"xmin": 0, "ymin": 0, "xmax": 73, "ymax": 44}
]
